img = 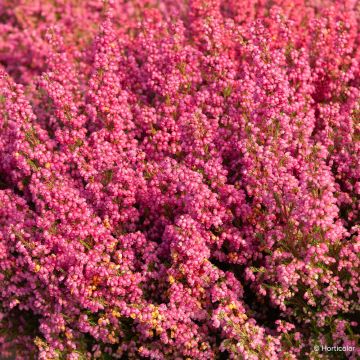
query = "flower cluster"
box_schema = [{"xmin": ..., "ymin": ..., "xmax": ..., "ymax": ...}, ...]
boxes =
[{"xmin": 0, "ymin": 0, "xmax": 359, "ymax": 359}]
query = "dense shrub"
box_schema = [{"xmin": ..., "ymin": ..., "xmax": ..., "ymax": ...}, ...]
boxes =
[{"xmin": 0, "ymin": 0, "xmax": 359, "ymax": 359}]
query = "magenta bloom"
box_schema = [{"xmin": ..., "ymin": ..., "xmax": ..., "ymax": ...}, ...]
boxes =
[{"xmin": 0, "ymin": 0, "xmax": 359, "ymax": 359}]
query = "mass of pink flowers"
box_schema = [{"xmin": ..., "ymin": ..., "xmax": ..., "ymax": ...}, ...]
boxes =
[{"xmin": 0, "ymin": 0, "xmax": 359, "ymax": 359}]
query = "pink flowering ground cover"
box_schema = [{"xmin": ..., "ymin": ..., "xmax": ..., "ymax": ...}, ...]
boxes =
[{"xmin": 0, "ymin": 0, "xmax": 359, "ymax": 359}]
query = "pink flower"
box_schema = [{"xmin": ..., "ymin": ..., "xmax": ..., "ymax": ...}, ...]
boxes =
[{"xmin": 0, "ymin": 0, "xmax": 359, "ymax": 358}]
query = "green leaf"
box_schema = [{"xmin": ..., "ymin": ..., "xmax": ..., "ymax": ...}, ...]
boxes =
[{"xmin": 222, "ymin": 85, "xmax": 232, "ymax": 99}]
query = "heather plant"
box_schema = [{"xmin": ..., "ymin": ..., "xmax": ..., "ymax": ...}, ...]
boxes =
[{"xmin": 0, "ymin": 0, "xmax": 359, "ymax": 359}]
